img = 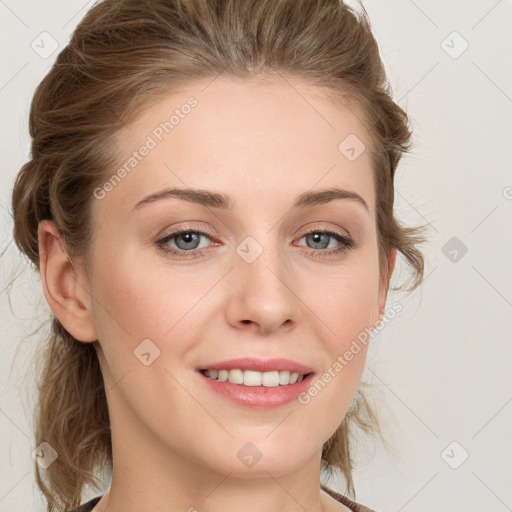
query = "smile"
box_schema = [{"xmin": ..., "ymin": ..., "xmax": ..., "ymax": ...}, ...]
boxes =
[{"xmin": 200, "ymin": 369, "xmax": 311, "ymax": 386}]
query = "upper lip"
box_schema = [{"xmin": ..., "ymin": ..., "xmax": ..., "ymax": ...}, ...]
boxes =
[{"xmin": 197, "ymin": 358, "xmax": 314, "ymax": 375}]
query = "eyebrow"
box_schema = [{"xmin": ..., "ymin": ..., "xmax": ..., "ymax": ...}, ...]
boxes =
[{"xmin": 132, "ymin": 186, "xmax": 369, "ymax": 213}]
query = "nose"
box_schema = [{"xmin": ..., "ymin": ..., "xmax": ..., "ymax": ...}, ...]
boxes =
[{"xmin": 224, "ymin": 241, "xmax": 301, "ymax": 336}]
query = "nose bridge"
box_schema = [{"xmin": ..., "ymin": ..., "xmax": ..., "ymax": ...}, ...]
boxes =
[{"xmin": 225, "ymin": 229, "xmax": 300, "ymax": 334}]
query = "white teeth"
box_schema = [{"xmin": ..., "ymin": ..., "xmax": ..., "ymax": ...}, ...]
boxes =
[
  {"xmin": 261, "ymin": 371, "xmax": 280, "ymax": 387},
  {"xmin": 202, "ymin": 369, "xmax": 308, "ymax": 387},
  {"xmin": 243, "ymin": 370, "xmax": 261, "ymax": 386},
  {"xmin": 279, "ymin": 371, "xmax": 291, "ymax": 385},
  {"xmin": 228, "ymin": 369, "xmax": 244, "ymax": 384}
]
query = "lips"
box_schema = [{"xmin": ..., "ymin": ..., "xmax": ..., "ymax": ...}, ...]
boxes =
[
  {"xmin": 198, "ymin": 369, "xmax": 316, "ymax": 409},
  {"xmin": 197, "ymin": 357, "xmax": 314, "ymax": 375}
]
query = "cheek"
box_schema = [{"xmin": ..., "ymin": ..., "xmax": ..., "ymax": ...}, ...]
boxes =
[
  {"xmin": 306, "ymin": 257, "xmax": 379, "ymax": 392},
  {"xmin": 296, "ymin": 272, "xmax": 377, "ymax": 445},
  {"xmin": 89, "ymin": 246, "xmax": 198, "ymax": 345},
  {"xmin": 309, "ymin": 259, "xmax": 380, "ymax": 342},
  {"xmin": 87, "ymin": 251, "xmax": 199, "ymax": 412}
]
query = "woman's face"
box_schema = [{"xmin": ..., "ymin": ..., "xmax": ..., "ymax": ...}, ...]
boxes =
[{"xmin": 79, "ymin": 75, "xmax": 393, "ymax": 478}]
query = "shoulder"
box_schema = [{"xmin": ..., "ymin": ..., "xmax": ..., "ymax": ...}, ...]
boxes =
[
  {"xmin": 68, "ymin": 495, "xmax": 103, "ymax": 512},
  {"xmin": 321, "ymin": 483, "xmax": 378, "ymax": 512}
]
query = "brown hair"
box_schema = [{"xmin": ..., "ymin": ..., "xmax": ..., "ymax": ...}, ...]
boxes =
[{"xmin": 11, "ymin": 0, "xmax": 427, "ymax": 510}]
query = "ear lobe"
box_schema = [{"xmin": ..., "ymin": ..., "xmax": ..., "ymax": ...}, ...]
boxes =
[{"xmin": 37, "ymin": 220, "xmax": 98, "ymax": 342}]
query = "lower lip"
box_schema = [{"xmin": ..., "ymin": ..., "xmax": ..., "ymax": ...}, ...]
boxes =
[{"xmin": 198, "ymin": 371, "xmax": 315, "ymax": 409}]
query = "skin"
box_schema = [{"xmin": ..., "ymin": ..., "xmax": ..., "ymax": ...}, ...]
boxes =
[{"xmin": 38, "ymin": 74, "xmax": 396, "ymax": 512}]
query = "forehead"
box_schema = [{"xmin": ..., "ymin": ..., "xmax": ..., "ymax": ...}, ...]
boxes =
[{"xmin": 96, "ymin": 75, "xmax": 375, "ymax": 217}]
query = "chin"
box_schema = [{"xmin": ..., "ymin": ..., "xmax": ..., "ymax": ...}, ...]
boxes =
[{"xmin": 201, "ymin": 439, "xmax": 315, "ymax": 478}]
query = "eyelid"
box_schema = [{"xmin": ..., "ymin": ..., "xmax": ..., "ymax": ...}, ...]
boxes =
[
  {"xmin": 155, "ymin": 221, "xmax": 355, "ymax": 259},
  {"xmin": 156, "ymin": 222, "xmax": 350, "ymax": 244},
  {"xmin": 293, "ymin": 222, "xmax": 351, "ymax": 241},
  {"xmin": 156, "ymin": 223, "xmax": 217, "ymax": 242}
]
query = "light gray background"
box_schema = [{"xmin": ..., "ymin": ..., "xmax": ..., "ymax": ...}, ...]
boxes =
[{"xmin": 1, "ymin": 1, "xmax": 511, "ymax": 510}]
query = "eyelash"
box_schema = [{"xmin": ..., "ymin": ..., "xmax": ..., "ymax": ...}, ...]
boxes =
[{"xmin": 155, "ymin": 226, "xmax": 355, "ymax": 260}]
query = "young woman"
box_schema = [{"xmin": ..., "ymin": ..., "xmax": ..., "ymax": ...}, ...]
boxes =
[{"xmin": 11, "ymin": 1, "xmax": 426, "ymax": 511}]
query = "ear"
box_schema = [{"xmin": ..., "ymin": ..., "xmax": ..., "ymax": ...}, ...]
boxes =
[
  {"xmin": 376, "ymin": 247, "xmax": 397, "ymax": 320},
  {"xmin": 37, "ymin": 220, "xmax": 98, "ymax": 342}
]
